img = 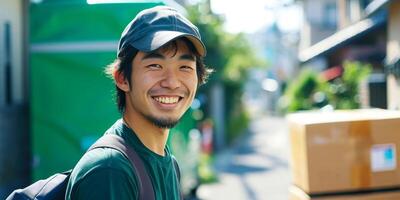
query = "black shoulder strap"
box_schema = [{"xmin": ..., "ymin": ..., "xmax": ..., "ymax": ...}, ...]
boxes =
[
  {"xmin": 172, "ymin": 157, "xmax": 181, "ymax": 182},
  {"xmin": 171, "ymin": 157, "xmax": 183, "ymax": 200},
  {"xmin": 88, "ymin": 134, "xmax": 155, "ymax": 200}
]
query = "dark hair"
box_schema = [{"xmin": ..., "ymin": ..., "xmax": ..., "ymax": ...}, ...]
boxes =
[{"xmin": 105, "ymin": 37, "xmax": 213, "ymax": 114}]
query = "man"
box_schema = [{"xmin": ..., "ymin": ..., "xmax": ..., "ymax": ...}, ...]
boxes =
[{"xmin": 65, "ymin": 6, "xmax": 211, "ymax": 200}]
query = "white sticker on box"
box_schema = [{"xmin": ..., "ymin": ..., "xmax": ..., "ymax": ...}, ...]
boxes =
[{"xmin": 370, "ymin": 144, "xmax": 396, "ymax": 172}]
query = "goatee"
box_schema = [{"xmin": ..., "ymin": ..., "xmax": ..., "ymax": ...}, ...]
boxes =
[{"xmin": 145, "ymin": 115, "xmax": 179, "ymax": 129}]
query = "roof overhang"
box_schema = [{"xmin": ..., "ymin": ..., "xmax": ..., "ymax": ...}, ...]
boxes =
[
  {"xmin": 298, "ymin": 12, "xmax": 386, "ymax": 63},
  {"xmin": 365, "ymin": 0, "xmax": 391, "ymax": 16}
]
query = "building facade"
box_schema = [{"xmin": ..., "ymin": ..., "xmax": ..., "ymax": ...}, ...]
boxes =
[
  {"xmin": 386, "ymin": 1, "xmax": 400, "ymax": 109},
  {"xmin": 298, "ymin": 0, "xmax": 387, "ymax": 108}
]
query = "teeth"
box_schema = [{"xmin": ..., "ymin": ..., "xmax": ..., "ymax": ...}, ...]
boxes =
[{"xmin": 154, "ymin": 96, "xmax": 179, "ymax": 104}]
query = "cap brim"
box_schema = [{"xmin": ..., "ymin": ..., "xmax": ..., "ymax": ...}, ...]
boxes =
[{"xmin": 130, "ymin": 31, "xmax": 206, "ymax": 56}]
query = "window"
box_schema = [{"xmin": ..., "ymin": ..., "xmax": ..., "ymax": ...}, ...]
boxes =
[{"xmin": 324, "ymin": 3, "xmax": 337, "ymax": 29}]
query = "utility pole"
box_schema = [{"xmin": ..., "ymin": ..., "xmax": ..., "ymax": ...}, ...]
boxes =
[{"xmin": 5, "ymin": 22, "xmax": 12, "ymax": 105}]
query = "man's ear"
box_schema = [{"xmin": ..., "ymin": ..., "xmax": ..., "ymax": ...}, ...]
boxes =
[{"xmin": 114, "ymin": 71, "xmax": 130, "ymax": 92}]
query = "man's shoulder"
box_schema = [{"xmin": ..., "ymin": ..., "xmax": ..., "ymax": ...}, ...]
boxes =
[
  {"xmin": 71, "ymin": 119, "xmax": 130, "ymax": 177},
  {"xmin": 66, "ymin": 147, "xmax": 139, "ymax": 200},
  {"xmin": 71, "ymin": 147, "xmax": 134, "ymax": 180}
]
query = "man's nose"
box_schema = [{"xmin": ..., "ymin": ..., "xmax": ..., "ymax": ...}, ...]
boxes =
[{"xmin": 160, "ymin": 69, "xmax": 181, "ymax": 89}]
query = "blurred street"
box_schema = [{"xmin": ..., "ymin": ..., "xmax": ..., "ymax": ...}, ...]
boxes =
[
  {"xmin": 2, "ymin": 1, "xmax": 400, "ymax": 199},
  {"xmin": 197, "ymin": 115, "xmax": 291, "ymax": 200}
]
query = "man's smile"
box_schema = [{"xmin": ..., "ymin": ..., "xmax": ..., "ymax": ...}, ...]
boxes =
[{"xmin": 152, "ymin": 96, "xmax": 182, "ymax": 104}]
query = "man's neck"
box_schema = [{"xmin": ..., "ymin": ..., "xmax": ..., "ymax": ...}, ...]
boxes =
[{"xmin": 123, "ymin": 112, "xmax": 169, "ymax": 156}]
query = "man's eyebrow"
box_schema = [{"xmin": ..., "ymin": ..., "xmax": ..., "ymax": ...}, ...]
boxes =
[
  {"xmin": 142, "ymin": 52, "xmax": 165, "ymax": 60},
  {"xmin": 180, "ymin": 54, "xmax": 196, "ymax": 61}
]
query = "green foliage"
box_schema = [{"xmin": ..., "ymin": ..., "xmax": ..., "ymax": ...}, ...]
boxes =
[
  {"xmin": 222, "ymin": 33, "xmax": 265, "ymax": 83},
  {"xmin": 226, "ymin": 106, "xmax": 250, "ymax": 144},
  {"xmin": 225, "ymin": 82, "xmax": 250, "ymax": 143},
  {"xmin": 280, "ymin": 69, "xmax": 329, "ymax": 113},
  {"xmin": 186, "ymin": 4, "xmax": 225, "ymax": 82},
  {"xmin": 187, "ymin": 1, "xmax": 264, "ymax": 143},
  {"xmin": 186, "ymin": 2, "xmax": 265, "ymax": 84},
  {"xmin": 327, "ymin": 61, "xmax": 372, "ymax": 109},
  {"xmin": 280, "ymin": 61, "xmax": 372, "ymax": 113},
  {"xmin": 198, "ymin": 153, "xmax": 218, "ymax": 184}
]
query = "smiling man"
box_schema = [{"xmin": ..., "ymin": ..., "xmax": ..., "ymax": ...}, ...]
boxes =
[{"xmin": 65, "ymin": 6, "xmax": 211, "ymax": 200}]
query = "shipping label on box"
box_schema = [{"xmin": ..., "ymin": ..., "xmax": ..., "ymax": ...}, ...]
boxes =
[{"xmin": 371, "ymin": 144, "xmax": 397, "ymax": 172}]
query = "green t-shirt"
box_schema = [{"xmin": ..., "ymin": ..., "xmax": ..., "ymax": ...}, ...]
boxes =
[{"xmin": 65, "ymin": 119, "xmax": 181, "ymax": 200}]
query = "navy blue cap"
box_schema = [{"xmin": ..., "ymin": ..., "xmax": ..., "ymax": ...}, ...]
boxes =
[{"xmin": 118, "ymin": 6, "xmax": 206, "ymax": 57}]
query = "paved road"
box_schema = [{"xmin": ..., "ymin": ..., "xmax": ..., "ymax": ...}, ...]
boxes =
[{"xmin": 197, "ymin": 115, "xmax": 291, "ymax": 200}]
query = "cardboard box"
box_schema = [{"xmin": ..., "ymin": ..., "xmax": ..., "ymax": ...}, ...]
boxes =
[
  {"xmin": 289, "ymin": 185, "xmax": 400, "ymax": 200},
  {"xmin": 287, "ymin": 109, "xmax": 400, "ymax": 194}
]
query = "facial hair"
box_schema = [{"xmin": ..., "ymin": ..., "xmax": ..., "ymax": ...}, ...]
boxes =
[
  {"xmin": 144, "ymin": 89, "xmax": 189, "ymax": 129},
  {"xmin": 144, "ymin": 114, "xmax": 180, "ymax": 129}
]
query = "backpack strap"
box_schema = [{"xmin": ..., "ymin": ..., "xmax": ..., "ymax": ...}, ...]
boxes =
[
  {"xmin": 172, "ymin": 157, "xmax": 181, "ymax": 182},
  {"xmin": 171, "ymin": 157, "xmax": 183, "ymax": 200},
  {"xmin": 88, "ymin": 134, "xmax": 155, "ymax": 200}
]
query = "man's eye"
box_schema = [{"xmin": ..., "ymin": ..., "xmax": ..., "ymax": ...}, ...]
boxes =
[
  {"xmin": 148, "ymin": 64, "xmax": 162, "ymax": 69},
  {"xmin": 180, "ymin": 66, "xmax": 194, "ymax": 71}
]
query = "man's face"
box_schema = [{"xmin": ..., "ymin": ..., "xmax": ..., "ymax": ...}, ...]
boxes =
[{"xmin": 126, "ymin": 39, "xmax": 198, "ymax": 128}]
